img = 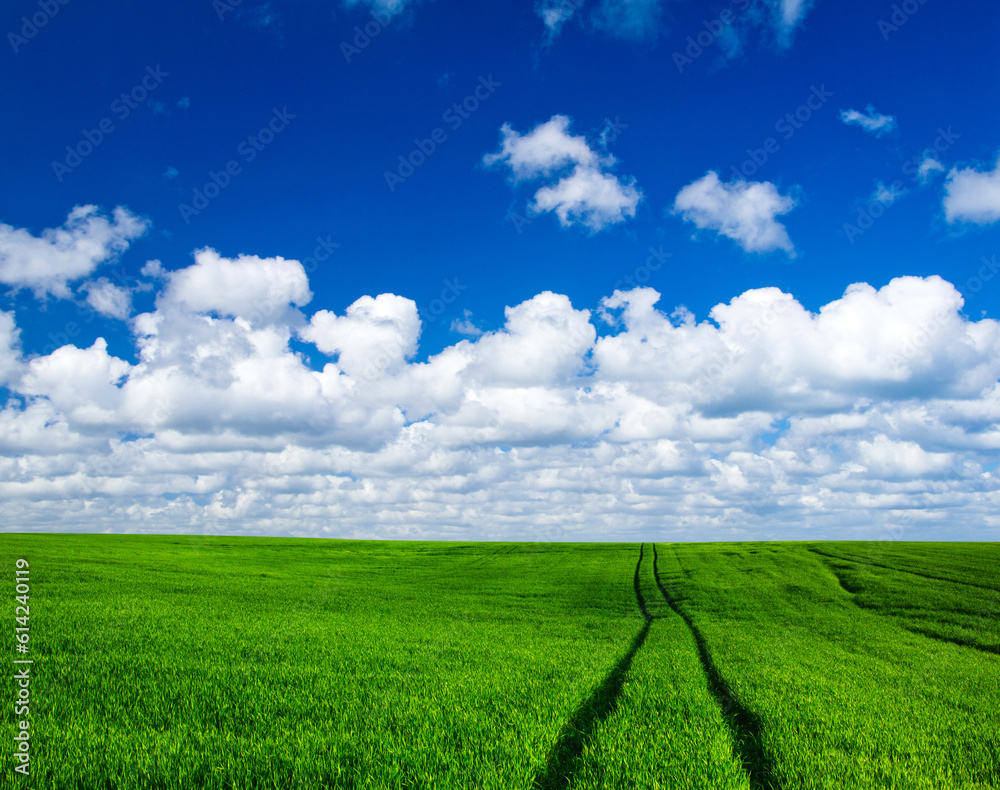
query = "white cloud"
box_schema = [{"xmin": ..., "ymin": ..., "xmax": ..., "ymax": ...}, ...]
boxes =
[
  {"xmin": 484, "ymin": 115, "xmax": 599, "ymax": 180},
  {"xmin": 141, "ymin": 259, "xmax": 165, "ymax": 278},
  {"xmin": 0, "ymin": 311, "xmax": 22, "ymax": 388},
  {"xmin": 484, "ymin": 115, "xmax": 641, "ymax": 232},
  {"xmin": 2, "ymin": 255, "xmax": 1000, "ymax": 540},
  {"xmin": 871, "ymin": 181, "xmax": 906, "ymax": 206},
  {"xmin": 839, "ymin": 105, "xmax": 897, "ymax": 137},
  {"xmin": 300, "ymin": 293, "xmax": 420, "ymax": 379},
  {"xmin": 856, "ymin": 434, "xmax": 955, "ymax": 479},
  {"xmin": 531, "ymin": 163, "xmax": 642, "ymax": 231},
  {"xmin": 20, "ymin": 339, "xmax": 130, "ymax": 427},
  {"xmin": 81, "ymin": 278, "xmax": 133, "ymax": 320},
  {"xmin": 943, "ymin": 153, "xmax": 1000, "ymax": 225},
  {"xmin": 536, "ymin": 0, "xmax": 581, "ymax": 38},
  {"xmin": 0, "ymin": 206, "xmax": 148, "ymax": 299},
  {"xmin": 672, "ymin": 171, "xmax": 797, "ymax": 256},
  {"xmin": 158, "ymin": 248, "xmax": 312, "ymax": 323},
  {"xmin": 451, "ymin": 310, "xmax": 483, "ymax": 337},
  {"xmin": 917, "ymin": 156, "xmax": 945, "ymax": 184},
  {"xmin": 772, "ymin": 0, "xmax": 813, "ymax": 43}
]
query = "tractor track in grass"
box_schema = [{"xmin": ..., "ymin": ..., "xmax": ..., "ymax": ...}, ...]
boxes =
[
  {"xmin": 811, "ymin": 549, "xmax": 999, "ymax": 658},
  {"xmin": 532, "ymin": 545, "xmax": 652, "ymax": 790},
  {"xmin": 652, "ymin": 544, "xmax": 780, "ymax": 790},
  {"xmin": 807, "ymin": 547, "xmax": 999, "ymax": 593},
  {"xmin": 633, "ymin": 543, "xmax": 654, "ymax": 623},
  {"xmin": 535, "ymin": 543, "xmax": 779, "ymax": 789},
  {"xmin": 905, "ymin": 628, "xmax": 999, "ymax": 657}
]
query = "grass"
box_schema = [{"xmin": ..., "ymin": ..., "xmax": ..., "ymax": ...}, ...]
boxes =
[{"xmin": 1, "ymin": 535, "xmax": 997, "ymax": 789}]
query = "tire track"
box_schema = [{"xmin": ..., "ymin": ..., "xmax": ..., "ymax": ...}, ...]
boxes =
[
  {"xmin": 808, "ymin": 547, "xmax": 999, "ymax": 593},
  {"xmin": 810, "ymin": 549, "xmax": 999, "ymax": 658},
  {"xmin": 652, "ymin": 544, "xmax": 780, "ymax": 790},
  {"xmin": 532, "ymin": 545, "xmax": 652, "ymax": 790},
  {"xmin": 633, "ymin": 543, "xmax": 654, "ymax": 623},
  {"xmin": 905, "ymin": 628, "xmax": 999, "ymax": 657}
]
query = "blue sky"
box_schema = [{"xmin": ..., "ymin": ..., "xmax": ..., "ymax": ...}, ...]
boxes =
[{"xmin": 2, "ymin": 0, "xmax": 1000, "ymax": 540}]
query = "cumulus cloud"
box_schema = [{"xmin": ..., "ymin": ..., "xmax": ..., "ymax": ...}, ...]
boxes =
[
  {"xmin": 856, "ymin": 434, "xmax": 955, "ymax": 480},
  {"xmin": 141, "ymin": 259, "xmax": 166, "ymax": 278},
  {"xmin": 484, "ymin": 115, "xmax": 641, "ymax": 232},
  {"xmin": 19, "ymin": 339, "xmax": 131, "ymax": 427},
  {"xmin": 1, "ymin": 247, "xmax": 999, "ymax": 540},
  {"xmin": 81, "ymin": 278, "xmax": 133, "ymax": 320},
  {"xmin": 943, "ymin": 153, "xmax": 1000, "ymax": 225},
  {"xmin": 158, "ymin": 248, "xmax": 312, "ymax": 323},
  {"xmin": 451, "ymin": 310, "xmax": 483, "ymax": 337},
  {"xmin": 839, "ymin": 105, "xmax": 897, "ymax": 137},
  {"xmin": 0, "ymin": 208, "xmax": 992, "ymax": 540},
  {"xmin": 0, "ymin": 311, "xmax": 22, "ymax": 388},
  {"xmin": 672, "ymin": 171, "xmax": 797, "ymax": 256},
  {"xmin": 299, "ymin": 293, "xmax": 420, "ymax": 379},
  {"xmin": 0, "ymin": 206, "xmax": 148, "ymax": 299}
]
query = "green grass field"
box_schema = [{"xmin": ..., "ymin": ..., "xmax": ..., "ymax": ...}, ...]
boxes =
[{"xmin": 2, "ymin": 535, "xmax": 998, "ymax": 789}]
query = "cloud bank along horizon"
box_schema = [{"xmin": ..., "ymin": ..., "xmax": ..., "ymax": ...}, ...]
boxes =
[{"xmin": 1, "ymin": 204, "xmax": 999, "ymax": 540}]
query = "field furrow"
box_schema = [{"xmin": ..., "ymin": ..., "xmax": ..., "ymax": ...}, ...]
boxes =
[
  {"xmin": 565, "ymin": 544, "xmax": 749, "ymax": 790},
  {"xmin": 652, "ymin": 545, "xmax": 778, "ymax": 790},
  {"xmin": 532, "ymin": 545, "xmax": 652, "ymax": 789},
  {"xmin": 661, "ymin": 543, "xmax": 1000, "ymax": 789},
  {"xmin": 808, "ymin": 544, "xmax": 1000, "ymax": 656},
  {"xmin": 809, "ymin": 545, "xmax": 1000, "ymax": 593}
]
